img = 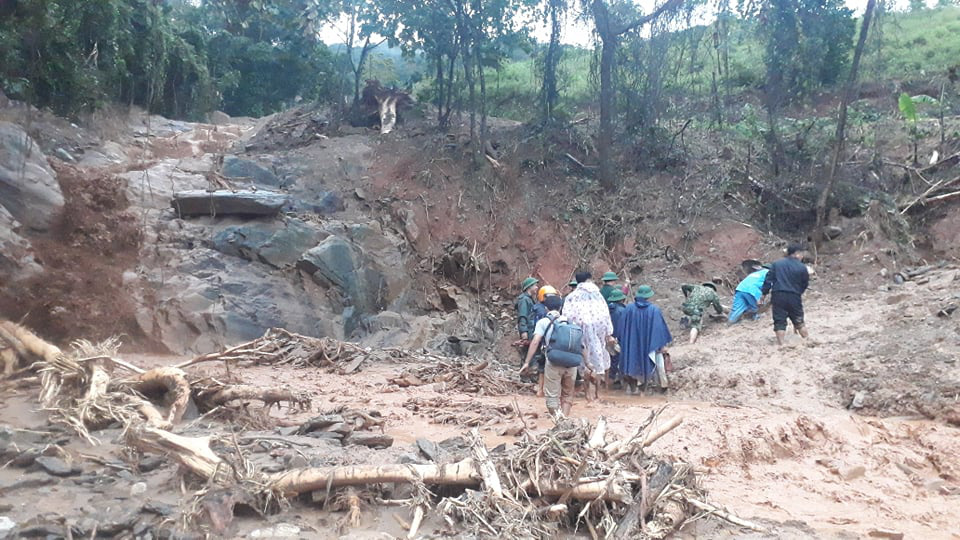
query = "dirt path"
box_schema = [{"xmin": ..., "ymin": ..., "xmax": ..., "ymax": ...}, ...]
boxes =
[{"xmin": 104, "ymin": 274, "xmax": 957, "ymax": 538}]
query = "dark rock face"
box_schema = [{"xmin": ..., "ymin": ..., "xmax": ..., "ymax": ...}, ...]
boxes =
[
  {"xmin": 211, "ymin": 218, "xmax": 324, "ymax": 268},
  {"xmin": 171, "ymin": 190, "xmax": 288, "ymax": 217},
  {"xmin": 0, "ymin": 121, "xmax": 63, "ymax": 231},
  {"xmin": 221, "ymin": 156, "xmax": 282, "ymax": 187}
]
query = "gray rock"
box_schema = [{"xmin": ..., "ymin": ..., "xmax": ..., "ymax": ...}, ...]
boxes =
[
  {"xmin": 298, "ymin": 236, "xmax": 387, "ymax": 335},
  {"xmin": 0, "ymin": 121, "xmax": 64, "ymax": 231},
  {"xmin": 212, "ymin": 219, "xmax": 323, "ymax": 268},
  {"xmin": 0, "ymin": 207, "xmax": 41, "ymax": 281},
  {"xmin": 0, "ymin": 516, "xmax": 15, "ymax": 540},
  {"xmin": 825, "ymin": 225, "xmax": 843, "ymax": 239},
  {"xmin": 54, "ymin": 148, "xmax": 75, "ymax": 162},
  {"xmin": 130, "ymin": 482, "xmax": 148, "ymax": 496},
  {"xmin": 172, "ymin": 190, "xmax": 288, "ymax": 218},
  {"xmin": 850, "ymin": 390, "xmax": 866, "ymax": 409},
  {"xmin": 222, "ymin": 156, "xmax": 281, "ymax": 187},
  {"xmin": 34, "ymin": 456, "xmax": 80, "ymax": 476},
  {"xmin": 249, "ymin": 523, "xmax": 301, "ymax": 538},
  {"xmin": 208, "ymin": 111, "xmax": 231, "ymax": 125}
]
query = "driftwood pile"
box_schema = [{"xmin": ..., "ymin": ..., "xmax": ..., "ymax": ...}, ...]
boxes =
[
  {"xmin": 180, "ymin": 327, "xmax": 454, "ymax": 376},
  {"xmin": 390, "ymin": 359, "xmax": 529, "ymax": 396},
  {"xmin": 0, "ymin": 321, "xmax": 759, "ymax": 537},
  {"xmin": 0, "ymin": 321, "xmax": 310, "ymax": 442},
  {"xmin": 404, "ymin": 396, "xmax": 519, "ymax": 427}
]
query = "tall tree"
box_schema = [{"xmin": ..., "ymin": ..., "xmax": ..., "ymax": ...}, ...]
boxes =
[
  {"xmin": 587, "ymin": 0, "xmax": 683, "ymax": 189},
  {"xmin": 539, "ymin": 0, "xmax": 566, "ymax": 124},
  {"xmin": 814, "ymin": 0, "xmax": 877, "ymax": 243}
]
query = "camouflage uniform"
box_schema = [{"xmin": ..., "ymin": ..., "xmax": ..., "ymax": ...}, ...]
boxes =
[{"xmin": 681, "ymin": 284, "xmax": 723, "ymax": 330}]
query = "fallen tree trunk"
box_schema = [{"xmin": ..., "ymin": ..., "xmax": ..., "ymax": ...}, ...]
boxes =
[
  {"xmin": 171, "ymin": 190, "xmax": 288, "ymax": 218},
  {"xmin": 196, "ymin": 385, "xmax": 311, "ymax": 410}
]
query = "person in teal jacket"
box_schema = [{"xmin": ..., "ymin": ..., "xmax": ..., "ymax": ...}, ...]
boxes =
[{"xmin": 729, "ymin": 264, "xmax": 769, "ymax": 323}]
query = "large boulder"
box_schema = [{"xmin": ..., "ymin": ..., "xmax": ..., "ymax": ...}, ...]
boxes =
[
  {"xmin": 298, "ymin": 236, "xmax": 388, "ymax": 335},
  {"xmin": 212, "ymin": 218, "xmax": 325, "ymax": 268},
  {"xmin": 0, "ymin": 121, "xmax": 63, "ymax": 231},
  {"xmin": 135, "ymin": 248, "xmax": 337, "ymax": 354},
  {"xmin": 221, "ymin": 156, "xmax": 282, "ymax": 187}
]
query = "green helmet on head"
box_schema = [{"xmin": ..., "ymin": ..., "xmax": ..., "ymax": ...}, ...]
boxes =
[
  {"xmin": 602, "ymin": 271, "xmax": 618, "ymax": 282},
  {"xmin": 520, "ymin": 277, "xmax": 539, "ymax": 292}
]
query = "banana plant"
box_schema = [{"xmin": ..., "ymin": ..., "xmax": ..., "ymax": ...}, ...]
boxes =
[{"xmin": 898, "ymin": 92, "xmax": 937, "ymax": 164}]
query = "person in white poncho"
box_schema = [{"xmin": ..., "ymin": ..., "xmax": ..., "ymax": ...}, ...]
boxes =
[{"xmin": 562, "ymin": 271, "xmax": 614, "ymax": 400}]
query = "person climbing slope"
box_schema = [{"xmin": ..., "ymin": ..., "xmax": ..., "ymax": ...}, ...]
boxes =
[
  {"xmin": 681, "ymin": 282, "xmax": 724, "ymax": 344},
  {"xmin": 729, "ymin": 263, "xmax": 769, "ymax": 324}
]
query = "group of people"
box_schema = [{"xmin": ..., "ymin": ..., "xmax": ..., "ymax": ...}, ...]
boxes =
[{"xmin": 514, "ymin": 244, "xmax": 812, "ymax": 416}]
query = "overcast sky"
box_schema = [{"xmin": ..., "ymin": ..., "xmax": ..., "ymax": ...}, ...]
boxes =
[{"xmin": 318, "ymin": 0, "xmax": 936, "ymax": 48}]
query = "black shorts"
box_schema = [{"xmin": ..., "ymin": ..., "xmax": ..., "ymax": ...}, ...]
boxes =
[{"xmin": 771, "ymin": 292, "xmax": 804, "ymax": 331}]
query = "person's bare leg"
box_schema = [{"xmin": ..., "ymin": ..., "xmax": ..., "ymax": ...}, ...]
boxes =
[
  {"xmin": 689, "ymin": 328, "xmax": 699, "ymax": 344},
  {"xmin": 537, "ymin": 373, "xmax": 545, "ymax": 397},
  {"xmin": 561, "ymin": 400, "xmax": 572, "ymax": 415},
  {"xmin": 796, "ymin": 324, "xmax": 808, "ymax": 339},
  {"xmin": 775, "ymin": 330, "xmax": 786, "ymax": 346}
]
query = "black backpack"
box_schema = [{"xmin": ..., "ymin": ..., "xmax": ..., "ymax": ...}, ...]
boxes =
[{"xmin": 543, "ymin": 314, "xmax": 583, "ymax": 368}]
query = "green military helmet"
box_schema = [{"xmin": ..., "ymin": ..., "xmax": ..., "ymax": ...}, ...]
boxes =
[
  {"xmin": 602, "ymin": 271, "xmax": 618, "ymax": 282},
  {"xmin": 520, "ymin": 277, "xmax": 539, "ymax": 291},
  {"xmin": 568, "ymin": 278, "xmax": 578, "ymax": 288},
  {"xmin": 635, "ymin": 285, "xmax": 655, "ymax": 299},
  {"xmin": 607, "ymin": 289, "xmax": 627, "ymax": 302}
]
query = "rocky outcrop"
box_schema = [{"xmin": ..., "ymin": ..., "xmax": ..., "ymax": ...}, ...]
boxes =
[
  {"xmin": 298, "ymin": 236, "xmax": 388, "ymax": 335},
  {"xmin": 221, "ymin": 156, "xmax": 282, "ymax": 187},
  {"xmin": 211, "ymin": 218, "xmax": 325, "ymax": 268},
  {"xmin": 172, "ymin": 190, "xmax": 288, "ymax": 217},
  {"xmin": 134, "ymin": 247, "xmax": 338, "ymax": 355},
  {"xmin": 0, "ymin": 205, "xmax": 41, "ymax": 281},
  {"xmin": 0, "ymin": 121, "xmax": 63, "ymax": 231}
]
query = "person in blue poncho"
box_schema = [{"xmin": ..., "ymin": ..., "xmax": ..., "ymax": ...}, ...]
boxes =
[
  {"xmin": 615, "ymin": 285, "xmax": 673, "ymax": 395},
  {"xmin": 606, "ymin": 289, "xmax": 628, "ymax": 385}
]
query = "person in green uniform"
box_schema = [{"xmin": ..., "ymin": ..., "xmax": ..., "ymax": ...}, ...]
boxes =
[
  {"xmin": 681, "ymin": 282, "xmax": 724, "ymax": 344},
  {"xmin": 600, "ymin": 271, "xmax": 620, "ymax": 302},
  {"xmin": 515, "ymin": 277, "xmax": 539, "ymax": 364}
]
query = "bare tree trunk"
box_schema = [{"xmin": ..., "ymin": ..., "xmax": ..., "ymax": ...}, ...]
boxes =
[
  {"xmin": 813, "ymin": 0, "xmax": 876, "ymax": 243},
  {"xmin": 541, "ymin": 0, "xmax": 563, "ymax": 124},
  {"xmin": 593, "ymin": 0, "xmax": 617, "ymax": 189}
]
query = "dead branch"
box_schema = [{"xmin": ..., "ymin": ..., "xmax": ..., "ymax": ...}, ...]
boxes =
[{"xmin": 134, "ymin": 367, "xmax": 192, "ymax": 424}]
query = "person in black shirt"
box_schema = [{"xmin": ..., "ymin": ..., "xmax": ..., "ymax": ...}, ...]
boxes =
[{"xmin": 761, "ymin": 244, "xmax": 810, "ymax": 346}]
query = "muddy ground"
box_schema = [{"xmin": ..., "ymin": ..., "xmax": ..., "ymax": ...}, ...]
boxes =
[
  {"xmin": 1, "ymin": 102, "xmax": 959, "ymax": 538},
  {"xmin": 1, "ymin": 275, "xmax": 958, "ymax": 538}
]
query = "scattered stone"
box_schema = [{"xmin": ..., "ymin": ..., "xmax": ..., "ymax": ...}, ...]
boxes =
[
  {"xmin": 825, "ymin": 225, "xmax": 843, "ymax": 239},
  {"xmin": 840, "ymin": 465, "xmax": 865, "ymax": 481},
  {"xmin": 868, "ymin": 529, "xmax": 903, "ymax": 540},
  {"xmin": 345, "ymin": 432, "xmax": 394, "ymax": 449},
  {"xmin": 141, "ymin": 502, "xmax": 176, "ymax": 516},
  {"xmin": 171, "ymin": 190, "xmax": 288, "ymax": 218},
  {"xmin": 249, "ymin": 523, "xmax": 301, "ymax": 538},
  {"xmin": 138, "ymin": 456, "xmax": 165, "ymax": 473},
  {"xmin": 416, "ymin": 438, "xmax": 440, "ymax": 462},
  {"xmin": 34, "ymin": 456, "xmax": 80, "ymax": 477},
  {"xmin": 130, "ymin": 482, "xmax": 148, "ymax": 496},
  {"xmin": 849, "ymin": 391, "xmax": 866, "ymax": 410},
  {"xmin": 54, "ymin": 148, "xmax": 75, "ymax": 162},
  {"xmin": 0, "ymin": 516, "xmax": 15, "ymax": 540}
]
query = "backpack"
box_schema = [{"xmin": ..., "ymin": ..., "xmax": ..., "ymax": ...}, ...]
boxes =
[{"xmin": 543, "ymin": 314, "xmax": 583, "ymax": 368}]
